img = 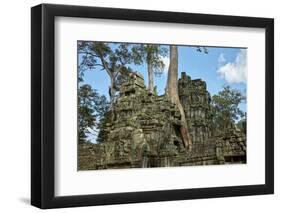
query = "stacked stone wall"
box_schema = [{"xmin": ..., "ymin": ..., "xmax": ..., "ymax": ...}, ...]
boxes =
[{"xmin": 78, "ymin": 72, "xmax": 246, "ymax": 170}]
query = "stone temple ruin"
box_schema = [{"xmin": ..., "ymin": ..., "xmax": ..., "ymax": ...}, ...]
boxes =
[{"xmin": 78, "ymin": 72, "xmax": 246, "ymax": 170}]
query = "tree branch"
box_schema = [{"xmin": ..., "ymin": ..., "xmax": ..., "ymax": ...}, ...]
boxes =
[
  {"xmin": 78, "ymin": 51, "xmax": 99, "ymax": 58},
  {"xmin": 99, "ymin": 55, "xmax": 112, "ymax": 77}
]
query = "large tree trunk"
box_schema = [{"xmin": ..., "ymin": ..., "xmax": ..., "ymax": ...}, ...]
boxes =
[
  {"xmin": 166, "ymin": 45, "xmax": 192, "ymax": 150},
  {"xmin": 147, "ymin": 50, "xmax": 154, "ymax": 93},
  {"xmin": 109, "ymin": 74, "xmax": 116, "ymax": 104}
]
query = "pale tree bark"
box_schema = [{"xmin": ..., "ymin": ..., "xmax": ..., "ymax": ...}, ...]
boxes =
[
  {"xmin": 147, "ymin": 52, "xmax": 154, "ymax": 93},
  {"xmin": 100, "ymin": 56, "xmax": 117, "ymax": 104},
  {"xmin": 166, "ymin": 45, "xmax": 192, "ymax": 150},
  {"xmin": 109, "ymin": 74, "xmax": 115, "ymax": 104}
]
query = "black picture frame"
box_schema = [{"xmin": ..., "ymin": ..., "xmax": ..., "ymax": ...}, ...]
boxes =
[{"xmin": 31, "ymin": 3, "xmax": 274, "ymax": 209}]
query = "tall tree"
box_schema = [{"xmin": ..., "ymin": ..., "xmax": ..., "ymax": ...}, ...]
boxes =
[
  {"xmin": 78, "ymin": 84, "xmax": 109, "ymax": 143},
  {"xmin": 78, "ymin": 41, "xmax": 133, "ymax": 103},
  {"xmin": 78, "ymin": 84, "xmax": 98, "ymax": 143},
  {"xmin": 132, "ymin": 44, "xmax": 168, "ymax": 93},
  {"xmin": 165, "ymin": 45, "xmax": 192, "ymax": 150},
  {"xmin": 211, "ymin": 85, "xmax": 246, "ymax": 134}
]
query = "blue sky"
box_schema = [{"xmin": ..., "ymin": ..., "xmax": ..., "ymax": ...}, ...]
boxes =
[{"xmin": 79, "ymin": 43, "xmax": 247, "ymax": 112}]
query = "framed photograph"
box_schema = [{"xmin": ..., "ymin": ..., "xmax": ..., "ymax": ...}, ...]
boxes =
[{"xmin": 31, "ymin": 3, "xmax": 274, "ymax": 209}]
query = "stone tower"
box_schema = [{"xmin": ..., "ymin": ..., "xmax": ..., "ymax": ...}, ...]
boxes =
[
  {"xmin": 78, "ymin": 71, "xmax": 247, "ymax": 170},
  {"xmin": 178, "ymin": 72, "xmax": 213, "ymax": 144}
]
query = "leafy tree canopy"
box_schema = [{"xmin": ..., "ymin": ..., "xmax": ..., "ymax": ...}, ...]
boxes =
[
  {"xmin": 78, "ymin": 84, "xmax": 109, "ymax": 143},
  {"xmin": 78, "ymin": 41, "xmax": 135, "ymax": 102},
  {"xmin": 131, "ymin": 44, "xmax": 168, "ymax": 76},
  {"xmin": 211, "ymin": 85, "xmax": 246, "ymax": 133}
]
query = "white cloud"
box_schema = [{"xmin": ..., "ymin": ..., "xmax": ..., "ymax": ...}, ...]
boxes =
[{"xmin": 217, "ymin": 49, "xmax": 247, "ymax": 84}]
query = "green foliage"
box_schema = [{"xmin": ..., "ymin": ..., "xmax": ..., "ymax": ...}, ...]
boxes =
[
  {"xmin": 195, "ymin": 46, "xmax": 209, "ymax": 54},
  {"xmin": 211, "ymin": 85, "xmax": 246, "ymax": 133},
  {"xmin": 96, "ymin": 110, "xmax": 111, "ymax": 144},
  {"xmin": 78, "ymin": 84, "xmax": 96, "ymax": 143},
  {"xmin": 78, "ymin": 84, "xmax": 109, "ymax": 143},
  {"xmin": 131, "ymin": 44, "xmax": 168, "ymax": 76},
  {"xmin": 78, "ymin": 41, "xmax": 133, "ymax": 74},
  {"xmin": 78, "ymin": 41, "xmax": 135, "ymax": 101}
]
